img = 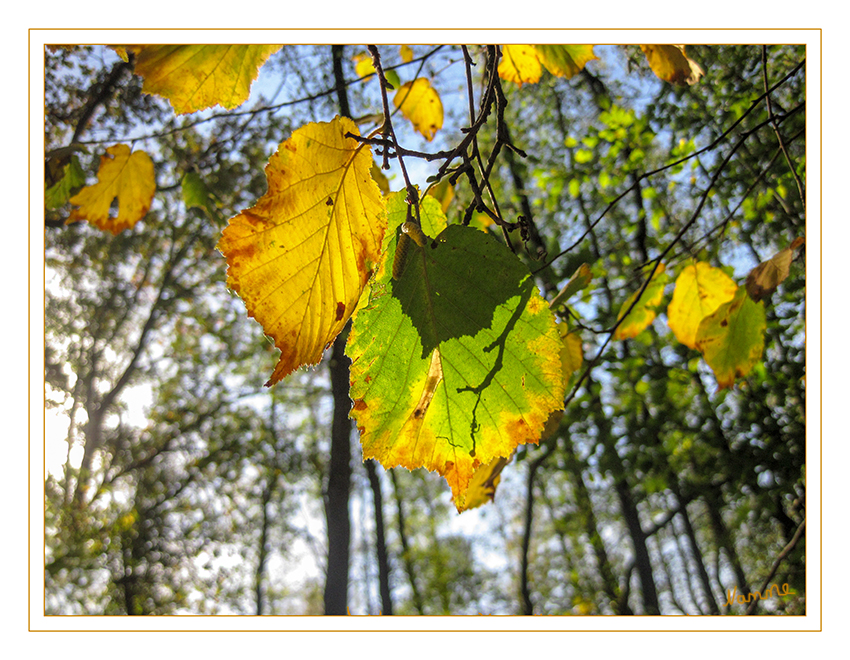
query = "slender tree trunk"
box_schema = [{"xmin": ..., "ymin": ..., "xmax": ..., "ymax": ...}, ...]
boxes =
[
  {"xmin": 321, "ymin": 43, "xmax": 356, "ymax": 617},
  {"xmin": 563, "ymin": 441, "xmax": 633, "ymax": 614},
  {"xmin": 365, "ymin": 459, "xmax": 393, "ymax": 614},
  {"xmin": 323, "ymin": 327, "xmax": 353, "ymax": 615},
  {"xmin": 588, "ymin": 377, "xmax": 660, "ymax": 614},
  {"xmin": 519, "ymin": 444, "xmax": 554, "ymax": 614},
  {"xmin": 254, "ymin": 479, "xmax": 273, "ymax": 615},
  {"xmin": 390, "ymin": 469, "xmax": 425, "ymax": 614}
]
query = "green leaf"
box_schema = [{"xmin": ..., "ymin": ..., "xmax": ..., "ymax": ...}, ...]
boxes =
[
  {"xmin": 695, "ymin": 287, "xmax": 766, "ymax": 389},
  {"xmin": 45, "ymin": 155, "xmax": 86, "ymax": 210},
  {"xmin": 347, "ymin": 192, "xmax": 565, "ymax": 511},
  {"xmin": 181, "ymin": 171, "xmax": 213, "ymax": 215}
]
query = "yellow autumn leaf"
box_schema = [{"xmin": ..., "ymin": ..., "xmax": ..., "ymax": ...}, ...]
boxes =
[
  {"xmin": 560, "ymin": 326, "xmax": 584, "ymax": 383},
  {"xmin": 456, "ymin": 455, "xmax": 511, "ymax": 511},
  {"xmin": 393, "ymin": 78, "xmax": 443, "ymax": 141},
  {"xmin": 640, "ymin": 45, "xmax": 704, "ymax": 86},
  {"xmin": 426, "ymin": 177, "xmax": 454, "ymax": 214},
  {"xmin": 614, "ymin": 264, "xmax": 668, "ymax": 340},
  {"xmin": 126, "ymin": 45, "xmax": 283, "ymax": 114},
  {"xmin": 498, "ymin": 45, "xmax": 543, "ymax": 86},
  {"xmin": 217, "ymin": 116, "xmax": 386, "ymax": 386},
  {"xmin": 352, "ymin": 51, "xmax": 375, "ymax": 80},
  {"xmin": 400, "ymin": 45, "xmax": 414, "ymax": 63},
  {"xmin": 67, "ymin": 144, "xmax": 155, "ymax": 234},
  {"xmin": 667, "ymin": 262, "xmax": 738, "ymax": 349}
]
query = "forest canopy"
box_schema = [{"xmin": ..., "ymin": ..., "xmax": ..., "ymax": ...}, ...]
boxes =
[{"xmin": 37, "ymin": 34, "xmax": 813, "ymax": 624}]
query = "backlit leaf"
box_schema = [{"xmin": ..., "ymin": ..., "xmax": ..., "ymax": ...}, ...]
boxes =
[
  {"xmin": 498, "ymin": 45, "xmax": 543, "ymax": 86},
  {"xmin": 352, "ymin": 51, "xmax": 375, "ymax": 80},
  {"xmin": 745, "ymin": 237, "xmax": 805, "ymax": 302},
  {"xmin": 217, "ymin": 116, "xmax": 386, "ymax": 386},
  {"xmin": 535, "ymin": 45, "xmax": 598, "ymax": 79},
  {"xmin": 695, "ymin": 287, "xmax": 766, "ymax": 389},
  {"xmin": 126, "ymin": 45, "xmax": 283, "ymax": 114},
  {"xmin": 640, "ymin": 45, "xmax": 704, "ymax": 86},
  {"xmin": 667, "ymin": 262, "xmax": 737, "ymax": 349},
  {"xmin": 498, "ymin": 45, "xmax": 597, "ymax": 86},
  {"xmin": 613, "ymin": 264, "xmax": 668, "ymax": 340},
  {"xmin": 347, "ymin": 192, "xmax": 565, "ymax": 510},
  {"xmin": 181, "ymin": 170, "xmax": 213, "ymax": 216},
  {"xmin": 460, "ymin": 455, "xmax": 511, "ymax": 511},
  {"xmin": 400, "ymin": 45, "xmax": 414, "ymax": 63},
  {"xmin": 560, "ymin": 325, "xmax": 584, "ymax": 383},
  {"xmin": 393, "ymin": 78, "xmax": 443, "ymax": 141},
  {"xmin": 68, "ymin": 144, "xmax": 156, "ymax": 234}
]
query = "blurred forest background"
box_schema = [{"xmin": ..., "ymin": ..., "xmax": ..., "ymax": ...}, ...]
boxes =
[{"xmin": 43, "ymin": 43, "xmax": 806, "ymax": 616}]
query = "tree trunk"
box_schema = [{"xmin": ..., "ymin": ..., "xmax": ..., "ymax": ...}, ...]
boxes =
[
  {"xmin": 323, "ymin": 327, "xmax": 353, "ymax": 615},
  {"xmin": 365, "ymin": 459, "xmax": 393, "ymax": 615}
]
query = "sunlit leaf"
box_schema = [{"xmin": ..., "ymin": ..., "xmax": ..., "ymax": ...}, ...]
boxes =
[
  {"xmin": 126, "ymin": 45, "xmax": 283, "ymax": 114},
  {"xmin": 217, "ymin": 116, "xmax": 386, "ymax": 386},
  {"xmin": 460, "ymin": 455, "xmax": 511, "ymax": 511},
  {"xmin": 695, "ymin": 287, "xmax": 766, "ymax": 390},
  {"xmin": 535, "ymin": 45, "xmax": 598, "ymax": 79},
  {"xmin": 613, "ymin": 264, "xmax": 668, "ymax": 340},
  {"xmin": 667, "ymin": 262, "xmax": 737, "ymax": 349},
  {"xmin": 499, "ymin": 45, "xmax": 597, "ymax": 86},
  {"xmin": 352, "ymin": 51, "xmax": 375, "ymax": 80},
  {"xmin": 745, "ymin": 237, "xmax": 805, "ymax": 302},
  {"xmin": 347, "ymin": 192, "xmax": 565, "ymax": 510},
  {"xmin": 640, "ymin": 45, "xmax": 704, "ymax": 86},
  {"xmin": 393, "ymin": 78, "xmax": 443, "ymax": 141},
  {"xmin": 498, "ymin": 45, "xmax": 543, "ymax": 86},
  {"xmin": 426, "ymin": 178, "xmax": 454, "ymax": 214},
  {"xmin": 559, "ymin": 325, "xmax": 584, "ymax": 382},
  {"xmin": 181, "ymin": 170, "xmax": 213, "ymax": 215},
  {"xmin": 68, "ymin": 144, "xmax": 156, "ymax": 234},
  {"xmin": 400, "ymin": 45, "xmax": 414, "ymax": 63}
]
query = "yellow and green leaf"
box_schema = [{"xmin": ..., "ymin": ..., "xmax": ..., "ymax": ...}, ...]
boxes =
[
  {"xmin": 393, "ymin": 78, "xmax": 443, "ymax": 141},
  {"xmin": 614, "ymin": 264, "xmax": 668, "ymax": 340},
  {"xmin": 695, "ymin": 287, "xmax": 766, "ymax": 389},
  {"xmin": 217, "ymin": 116, "xmax": 386, "ymax": 386},
  {"xmin": 667, "ymin": 261, "xmax": 737, "ymax": 349},
  {"xmin": 45, "ymin": 154, "xmax": 86, "ymax": 210},
  {"xmin": 347, "ymin": 192, "xmax": 565, "ymax": 510},
  {"xmin": 126, "ymin": 45, "xmax": 283, "ymax": 114},
  {"xmin": 67, "ymin": 144, "xmax": 156, "ymax": 234},
  {"xmin": 498, "ymin": 45, "xmax": 597, "ymax": 86}
]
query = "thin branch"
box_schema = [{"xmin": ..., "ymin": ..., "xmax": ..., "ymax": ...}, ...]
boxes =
[{"xmin": 745, "ymin": 518, "xmax": 805, "ymax": 615}]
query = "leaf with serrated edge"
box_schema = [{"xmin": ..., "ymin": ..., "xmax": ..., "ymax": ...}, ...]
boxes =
[
  {"xmin": 347, "ymin": 192, "xmax": 564, "ymax": 510},
  {"xmin": 126, "ymin": 45, "xmax": 283, "ymax": 114},
  {"xmin": 217, "ymin": 116, "xmax": 386, "ymax": 386}
]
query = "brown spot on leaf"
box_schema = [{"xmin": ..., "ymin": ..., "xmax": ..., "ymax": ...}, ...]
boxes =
[
  {"xmin": 352, "ymin": 399, "xmax": 368, "ymax": 411},
  {"xmin": 335, "ymin": 301, "xmax": 345, "ymax": 321}
]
